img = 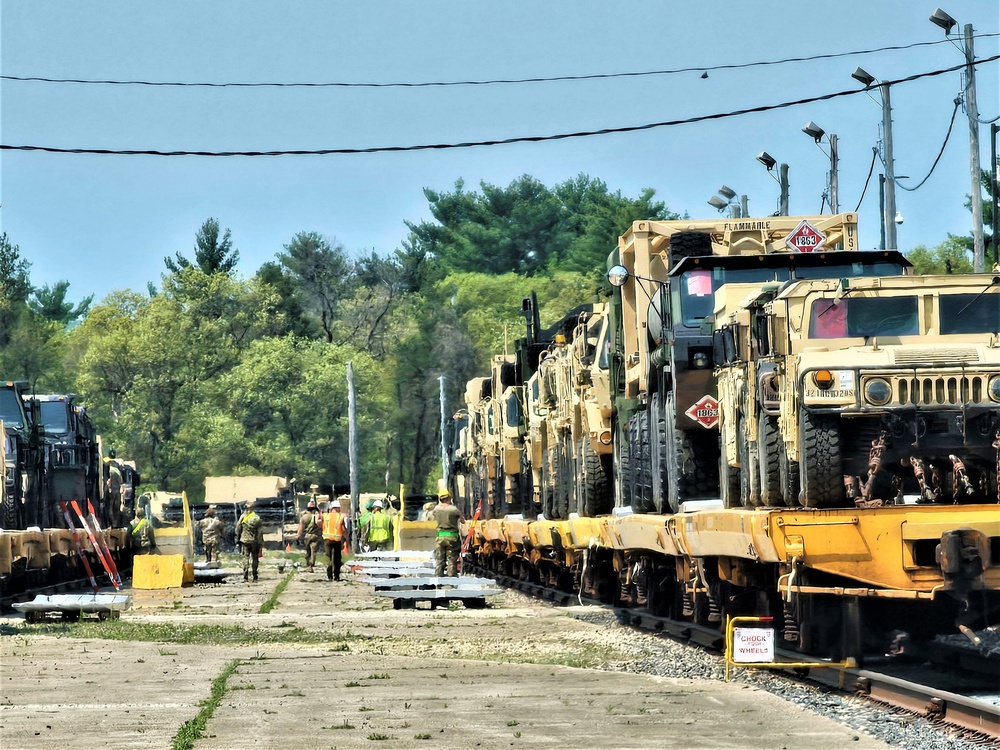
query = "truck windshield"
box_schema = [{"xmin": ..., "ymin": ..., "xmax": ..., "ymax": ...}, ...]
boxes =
[
  {"xmin": 677, "ymin": 260, "xmax": 907, "ymax": 326},
  {"xmin": 810, "ymin": 297, "xmax": 919, "ymax": 338},
  {"xmin": 940, "ymin": 293, "xmax": 1000, "ymax": 334},
  {"xmin": 38, "ymin": 401, "xmax": 70, "ymax": 434},
  {"xmin": 0, "ymin": 390, "xmax": 24, "ymax": 429}
]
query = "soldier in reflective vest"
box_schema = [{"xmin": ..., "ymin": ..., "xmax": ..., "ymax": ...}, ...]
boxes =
[
  {"xmin": 129, "ymin": 507, "xmax": 157, "ymax": 555},
  {"xmin": 237, "ymin": 499, "xmax": 265, "ymax": 582},
  {"xmin": 433, "ymin": 490, "xmax": 464, "ymax": 577},
  {"xmin": 367, "ymin": 500, "xmax": 393, "ymax": 551},
  {"xmin": 323, "ymin": 497, "xmax": 348, "ymax": 581},
  {"xmin": 296, "ymin": 498, "xmax": 324, "ymax": 573}
]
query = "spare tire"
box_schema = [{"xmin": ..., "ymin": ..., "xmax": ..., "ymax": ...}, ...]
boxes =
[{"xmin": 669, "ymin": 231, "xmax": 713, "ymax": 261}]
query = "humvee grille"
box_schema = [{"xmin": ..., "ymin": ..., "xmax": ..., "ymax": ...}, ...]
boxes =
[
  {"xmin": 893, "ymin": 374, "xmax": 989, "ymax": 406},
  {"xmin": 893, "ymin": 348, "xmax": 978, "ymax": 365}
]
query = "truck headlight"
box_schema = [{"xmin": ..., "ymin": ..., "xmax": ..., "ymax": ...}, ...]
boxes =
[
  {"xmin": 864, "ymin": 378, "xmax": 892, "ymax": 406},
  {"xmin": 989, "ymin": 376, "xmax": 1000, "ymax": 403}
]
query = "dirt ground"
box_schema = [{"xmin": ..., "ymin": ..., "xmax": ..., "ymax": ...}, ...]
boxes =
[{"xmin": 0, "ymin": 554, "xmax": 895, "ymax": 750}]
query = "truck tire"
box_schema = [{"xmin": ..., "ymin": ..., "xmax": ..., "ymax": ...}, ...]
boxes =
[
  {"xmin": 581, "ymin": 439, "xmax": 612, "ymax": 517},
  {"xmin": 758, "ymin": 416, "xmax": 782, "ymax": 507},
  {"xmin": 738, "ymin": 419, "xmax": 757, "ymax": 507},
  {"xmin": 669, "ymin": 232, "xmax": 713, "ymax": 260},
  {"xmin": 665, "ymin": 393, "xmax": 719, "ymax": 512},
  {"xmin": 650, "ymin": 393, "xmax": 671, "ymax": 514},
  {"xmin": 631, "ymin": 411, "xmax": 655, "ymax": 513},
  {"xmin": 800, "ymin": 411, "xmax": 844, "ymax": 508},
  {"xmin": 719, "ymin": 451, "xmax": 741, "ymax": 509},
  {"xmin": 614, "ymin": 424, "xmax": 633, "ymax": 510}
]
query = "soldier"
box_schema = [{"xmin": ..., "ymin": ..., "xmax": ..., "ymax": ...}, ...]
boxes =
[
  {"xmin": 357, "ymin": 500, "xmax": 375, "ymax": 552},
  {"xmin": 129, "ymin": 507, "xmax": 157, "ymax": 555},
  {"xmin": 237, "ymin": 499, "xmax": 265, "ymax": 582},
  {"xmin": 296, "ymin": 498, "xmax": 324, "ymax": 573},
  {"xmin": 433, "ymin": 490, "xmax": 464, "ymax": 577},
  {"xmin": 366, "ymin": 499, "xmax": 393, "ymax": 551},
  {"xmin": 323, "ymin": 497, "xmax": 348, "ymax": 581},
  {"xmin": 198, "ymin": 507, "xmax": 224, "ymax": 563}
]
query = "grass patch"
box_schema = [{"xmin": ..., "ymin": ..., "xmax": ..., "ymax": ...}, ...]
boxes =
[
  {"xmin": 259, "ymin": 571, "xmax": 295, "ymax": 614},
  {"xmin": 367, "ymin": 733, "xmax": 391, "ymax": 741},
  {"xmin": 365, "ymin": 673, "xmax": 391, "ymax": 680},
  {"xmin": 327, "ymin": 720, "xmax": 355, "ymax": 730},
  {"xmin": 171, "ymin": 658, "xmax": 240, "ymax": 750},
  {"xmin": 414, "ymin": 734, "xmax": 431, "ymax": 740},
  {"xmin": 20, "ymin": 620, "xmax": 355, "ymax": 647},
  {"xmin": 345, "ymin": 681, "xmax": 363, "ymax": 688}
]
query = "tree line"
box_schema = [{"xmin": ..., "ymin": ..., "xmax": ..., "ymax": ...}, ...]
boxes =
[
  {"xmin": 1, "ymin": 171, "xmax": 991, "ymax": 501},
  {"xmin": 0, "ymin": 174, "xmax": 671, "ymax": 501}
]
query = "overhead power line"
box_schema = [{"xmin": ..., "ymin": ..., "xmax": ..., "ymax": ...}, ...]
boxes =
[
  {"xmin": 2, "ymin": 36, "xmax": 997, "ymax": 89},
  {"xmin": 2, "ymin": 57, "xmax": 996, "ymax": 158}
]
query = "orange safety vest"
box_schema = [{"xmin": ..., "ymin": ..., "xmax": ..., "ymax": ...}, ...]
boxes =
[{"xmin": 323, "ymin": 511, "xmax": 345, "ymax": 541}]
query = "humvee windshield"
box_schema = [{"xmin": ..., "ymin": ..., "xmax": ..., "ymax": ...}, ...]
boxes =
[
  {"xmin": 678, "ymin": 259, "xmax": 907, "ymax": 326},
  {"xmin": 810, "ymin": 297, "xmax": 920, "ymax": 338},
  {"xmin": 940, "ymin": 292, "xmax": 1000, "ymax": 334},
  {"xmin": 0, "ymin": 389, "xmax": 25, "ymax": 429}
]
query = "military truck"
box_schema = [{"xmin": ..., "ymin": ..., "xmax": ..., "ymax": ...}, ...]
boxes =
[
  {"xmin": 27, "ymin": 394, "xmax": 101, "ymax": 528},
  {"xmin": 0, "ymin": 381, "xmax": 43, "ymax": 529},
  {"xmin": 719, "ymin": 273, "xmax": 1000, "ymax": 508},
  {"xmin": 606, "ymin": 213, "xmax": 912, "ymax": 513}
]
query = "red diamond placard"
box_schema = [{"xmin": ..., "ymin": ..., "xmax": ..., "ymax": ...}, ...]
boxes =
[
  {"xmin": 785, "ymin": 220, "xmax": 827, "ymax": 253},
  {"xmin": 685, "ymin": 395, "xmax": 719, "ymax": 429}
]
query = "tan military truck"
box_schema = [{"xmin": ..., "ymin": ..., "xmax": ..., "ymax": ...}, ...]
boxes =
[
  {"xmin": 723, "ymin": 273, "xmax": 1000, "ymax": 508},
  {"xmin": 607, "ymin": 213, "xmax": 910, "ymax": 513}
]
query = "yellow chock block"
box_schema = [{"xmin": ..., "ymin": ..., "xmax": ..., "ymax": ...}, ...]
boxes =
[
  {"xmin": 132, "ymin": 554, "xmax": 186, "ymax": 589},
  {"xmin": 183, "ymin": 563, "xmax": 195, "ymax": 584}
]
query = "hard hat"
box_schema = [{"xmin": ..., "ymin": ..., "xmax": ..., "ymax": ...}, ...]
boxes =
[
  {"xmin": 437, "ymin": 489, "xmax": 451, "ymax": 499},
  {"xmin": 307, "ymin": 499, "xmax": 317, "ymax": 509},
  {"xmin": 373, "ymin": 500, "xmax": 384, "ymax": 509},
  {"xmin": 331, "ymin": 499, "xmax": 341, "ymax": 508},
  {"xmin": 366, "ymin": 501, "xmax": 375, "ymax": 510}
]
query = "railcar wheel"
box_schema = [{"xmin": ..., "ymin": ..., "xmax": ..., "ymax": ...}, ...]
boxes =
[{"xmin": 800, "ymin": 411, "xmax": 844, "ymax": 508}]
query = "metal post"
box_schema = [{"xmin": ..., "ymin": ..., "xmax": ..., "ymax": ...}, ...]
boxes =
[
  {"xmin": 740, "ymin": 194, "xmax": 749, "ymax": 217},
  {"xmin": 829, "ymin": 134, "xmax": 839, "ymax": 214},
  {"xmin": 779, "ymin": 164, "xmax": 789, "ymax": 217},
  {"xmin": 439, "ymin": 375, "xmax": 448, "ymax": 485},
  {"xmin": 964, "ymin": 24, "xmax": 985, "ymax": 272},
  {"xmin": 347, "ymin": 362, "xmax": 359, "ymax": 543},
  {"xmin": 878, "ymin": 174, "xmax": 886, "ymax": 251},
  {"xmin": 991, "ymin": 123, "xmax": 998, "ymax": 268},
  {"xmin": 881, "ymin": 83, "xmax": 898, "ymax": 250}
]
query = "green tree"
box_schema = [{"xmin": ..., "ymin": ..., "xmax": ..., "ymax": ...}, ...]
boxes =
[
  {"xmin": 277, "ymin": 232, "xmax": 355, "ymax": 344},
  {"xmin": 29, "ymin": 281, "xmax": 93, "ymax": 326},
  {"xmin": 905, "ymin": 236, "xmax": 975, "ymax": 274},
  {"xmin": 164, "ymin": 218, "xmax": 240, "ymax": 275}
]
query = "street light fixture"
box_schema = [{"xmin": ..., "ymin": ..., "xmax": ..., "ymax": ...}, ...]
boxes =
[
  {"xmin": 801, "ymin": 121, "xmax": 839, "ymax": 213},
  {"xmin": 929, "ymin": 7, "xmax": 957, "ymax": 33},
  {"xmin": 756, "ymin": 152, "xmax": 789, "ymax": 216},
  {"xmin": 928, "ymin": 7, "xmax": 985, "ymax": 272},
  {"xmin": 708, "ymin": 186, "xmax": 747, "ymax": 218},
  {"xmin": 850, "ymin": 68, "xmax": 898, "ymax": 250},
  {"xmin": 756, "ymin": 151, "xmax": 776, "ymax": 170}
]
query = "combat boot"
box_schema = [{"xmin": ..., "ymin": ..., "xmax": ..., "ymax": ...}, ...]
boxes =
[{"xmin": 326, "ymin": 566, "xmax": 333, "ymax": 580}]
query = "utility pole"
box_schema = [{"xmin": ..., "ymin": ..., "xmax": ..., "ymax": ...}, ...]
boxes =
[
  {"xmin": 992, "ymin": 123, "xmax": 998, "ymax": 268},
  {"xmin": 347, "ymin": 361, "xmax": 359, "ymax": 539},
  {"xmin": 829, "ymin": 134, "xmax": 839, "ymax": 213},
  {"xmin": 439, "ymin": 375, "xmax": 448, "ymax": 485},
  {"xmin": 881, "ymin": 83, "xmax": 898, "ymax": 251},
  {"xmin": 963, "ymin": 24, "xmax": 985, "ymax": 272},
  {"xmin": 779, "ymin": 164, "xmax": 789, "ymax": 217}
]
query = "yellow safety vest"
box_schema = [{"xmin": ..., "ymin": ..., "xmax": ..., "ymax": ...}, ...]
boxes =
[
  {"xmin": 323, "ymin": 511, "xmax": 345, "ymax": 541},
  {"xmin": 368, "ymin": 512, "xmax": 391, "ymax": 543}
]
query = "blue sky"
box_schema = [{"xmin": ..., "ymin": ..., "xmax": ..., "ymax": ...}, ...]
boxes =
[{"xmin": 1, "ymin": 1, "xmax": 998, "ymax": 305}]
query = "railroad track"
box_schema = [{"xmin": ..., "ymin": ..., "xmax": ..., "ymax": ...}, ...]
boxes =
[{"xmin": 471, "ymin": 564, "xmax": 1000, "ymax": 747}]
